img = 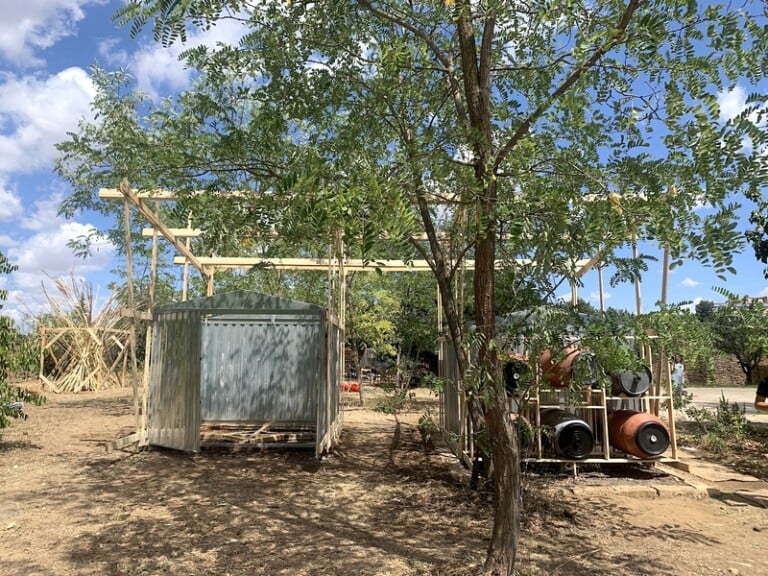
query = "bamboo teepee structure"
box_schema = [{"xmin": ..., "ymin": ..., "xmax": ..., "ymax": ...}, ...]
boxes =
[{"xmin": 38, "ymin": 275, "xmax": 131, "ymax": 393}]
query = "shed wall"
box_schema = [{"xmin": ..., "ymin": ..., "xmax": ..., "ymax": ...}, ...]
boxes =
[
  {"xmin": 439, "ymin": 339, "xmax": 466, "ymax": 460},
  {"xmin": 147, "ymin": 310, "xmax": 201, "ymax": 451},
  {"xmin": 200, "ymin": 314, "xmax": 321, "ymax": 424}
]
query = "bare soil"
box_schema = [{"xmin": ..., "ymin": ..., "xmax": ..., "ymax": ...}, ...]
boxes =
[{"xmin": 1, "ymin": 383, "xmax": 767, "ymax": 576}]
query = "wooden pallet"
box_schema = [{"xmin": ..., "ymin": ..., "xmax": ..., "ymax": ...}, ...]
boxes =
[{"xmin": 200, "ymin": 422, "xmax": 316, "ymax": 449}]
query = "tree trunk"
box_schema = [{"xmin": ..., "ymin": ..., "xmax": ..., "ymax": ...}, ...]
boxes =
[
  {"xmin": 473, "ymin": 201, "xmax": 520, "ymax": 576},
  {"xmin": 483, "ymin": 399, "xmax": 520, "ymax": 575}
]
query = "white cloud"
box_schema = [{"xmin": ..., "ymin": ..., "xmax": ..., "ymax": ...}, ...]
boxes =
[
  {"xmin": 9, "ymin": 220, "xmax": 114, "ymax": 274},
  {"xmin": 0, "ymin": 178, "xmax": 22, "ymax": 220},
  {"xmin": 718, "ymin": 86, "xmax": 747, "ymax": 122},
  {"xmin": 0, "ymin": 0, "xmax": 103, "ymax": 68},
  {"xmin": 589, "ymin": 290, "xmax": 611, "ymax": 303},
  {"xmin": 0, "ymin": 67, "xmax": 96, "ymax": 173},
  {"xmin": 119, "ymin": 16, "xmax": 247, "ymax": 99},
  {"xmin": 680, "ymin": 277, "xmax": 700, "ymax": 288},
  {"xmin": 19, "ymin": 191, "xmax": 67, "ymax": 232},
  {"xmin": 1, "ymin": 212, "xmax": 116, "ymax": 326}
]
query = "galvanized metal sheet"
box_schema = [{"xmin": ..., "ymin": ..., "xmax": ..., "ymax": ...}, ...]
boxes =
[{"xmin": 200, "ymin": 314, "xmax": 321, "ymax": 424}]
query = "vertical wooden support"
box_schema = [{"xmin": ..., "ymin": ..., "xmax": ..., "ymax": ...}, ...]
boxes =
[
  {"xmin": 38, "ymin": 328, "xmax": 46, "ymax": 385},
  {"xmin": 633, "ymin": 241, "xmax": 642, "ymax": 315},
  {"xmin": 182, "ymin": 213, "xmax": 192, "ymax": 302},
  {"xmin": 206, "ymin": 267, "xmax": 214, "ymax": 296},
  {"xmin": 598, "ymin": 266, "xmax": 605, "ymax": 312},
  {"xmin": 120, "ymin": 181, "xmax": 141, "ymax": 434}
]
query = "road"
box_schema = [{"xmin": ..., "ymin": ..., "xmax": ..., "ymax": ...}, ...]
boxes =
[{"xmin": 686, "ymin": 386, "xmax": 768, "ymax": 424}]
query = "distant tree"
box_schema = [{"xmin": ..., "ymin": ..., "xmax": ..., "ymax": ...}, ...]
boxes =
[
  {"xmin": 695, "ymin": 300, "xmax": 716, "ymax": 323},
  {"xmin": 710, "ymin": 297, "xmax": 768, "ymax": 386},
  {"xmin": 0, "ymin": 251, "xmax": 26, "ymax": 428},
  {"xmin": 746, "ymin": 194, "xmax": 768, "ymax": 279}
]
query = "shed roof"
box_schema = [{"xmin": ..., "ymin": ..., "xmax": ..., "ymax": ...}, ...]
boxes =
[{"xmin": 155, "ymin": 290, "xmax": 325, "ymax": 316}]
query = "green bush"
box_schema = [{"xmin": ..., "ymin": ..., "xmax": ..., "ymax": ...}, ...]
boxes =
[{"xmin": 684, "ymin": 393, "xmax": 750, "ymax": 452}]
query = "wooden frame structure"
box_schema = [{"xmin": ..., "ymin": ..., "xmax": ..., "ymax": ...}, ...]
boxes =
[
  {"xmin": 39, "ymin": 326, "xmax": 131, "ymax": 393},
  {"xmin": 100, "ymin": 184, "xmax": 677, "ymax": 470}
]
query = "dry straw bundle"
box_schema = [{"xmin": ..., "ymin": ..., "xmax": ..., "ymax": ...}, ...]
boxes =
[{"xmin": 39, "ymin": 275, "xmax": 131, "ymax": 393}]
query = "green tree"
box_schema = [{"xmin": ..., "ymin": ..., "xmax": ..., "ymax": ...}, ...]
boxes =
[
  {"xmin": 57, "ymin": 2, "xmax": 768, "ymax": 573},
  {"xmin": 695, "ymin": 299, "xmax": 716, "ymax": 323},
  {"xmin": 710, "ymin": 296, "xmax": 768, "ymax": 386},
  {"xmin": 0, "ymin": 251, "xmax": 25, "ymax": 428}
]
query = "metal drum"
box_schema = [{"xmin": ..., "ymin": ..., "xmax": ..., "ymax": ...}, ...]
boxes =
[
  {"xmin": 610, "ymin": 365, "xmax": 652, "ymax": 397},
  {"xmin": 540, "ymin": 408, "xmax": 595, "ymax": 460},
  {"xmin": 539, "ymin": 346, "xmax": 599, "ymax": 388},
  {"xmin": 503, "ymin": 356, "xmax": 530, "ymax": 395},
  {"xmin": 608, "ymin": 409, "xmax": 670, "ymax": 458}
]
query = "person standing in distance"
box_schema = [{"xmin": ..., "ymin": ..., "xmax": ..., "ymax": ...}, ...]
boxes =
[{"xmin": 670, "ymin": 354, "xmax": 686, "ymax": 395}]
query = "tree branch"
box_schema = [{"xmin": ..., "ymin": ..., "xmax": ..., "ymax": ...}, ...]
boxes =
[{"xmin": 493, "ymin": 0, "xmax": 643, "ymax": 172}]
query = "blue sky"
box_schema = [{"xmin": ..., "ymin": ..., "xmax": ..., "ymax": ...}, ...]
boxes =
[{"xmin": 0, "ymin": 1, "xmax": 765, "ymax": 327}]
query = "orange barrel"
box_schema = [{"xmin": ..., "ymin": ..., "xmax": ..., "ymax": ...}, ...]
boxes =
[
  {"xmin": 503, "ymin": 356, "xmax": 530, "ymax": 395},
  {"xmin": 607, "ymin": 410, "xmax": 670, "ymax": 458},
  {"xmin": 610, "ymin": 365, "xmax": 652, "ymax": 397},
  {"xmin": 540, "ymin": 408, "xmax": 595, "ymax": 460},
  {"xmin": 540, "ymin": 346, "xmax": 599, "ymax": 388}
]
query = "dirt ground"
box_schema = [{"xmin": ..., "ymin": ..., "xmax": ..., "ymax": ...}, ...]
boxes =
[{"xmin": 1, "ymin": 383, "xmax": 767, "ymax": 576}]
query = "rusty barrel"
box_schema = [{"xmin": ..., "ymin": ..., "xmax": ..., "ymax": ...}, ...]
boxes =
[
  {"xmin": 539, "ymin": 346, "xmax": 599, "ymax": 388},
  {"xmin": 540, "ymin": 408, "xmax": 594, "ymax": 460},
  {"xmin": 607, "ymin": 409, "xmax": 670, "ymax": 458},
  {"xmin": 610, "ymin": 365, "xmax": 652, "ymax": 397}
]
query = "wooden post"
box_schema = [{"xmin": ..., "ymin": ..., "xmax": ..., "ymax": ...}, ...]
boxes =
[
  {"xmin": 38, "ymin": 327, "xmax": 46, "ymax": 386},
  {"xmin": 121, "ymin": 181, "xmax": 141, "ymax": 434},
  {"xmin": 598, "ymin": 266, "xmax": 605, "ymax": 312},
  {"xmin": 633, "ymin": 241, "xmax": 642, "ymax": 315},
  {"xmin": 206, "ymin": 267, "xmax": 214, "ymax": 296},
  {"xmin": 182, "ymin": 213, "xmax": 191, "ymax": 301}
]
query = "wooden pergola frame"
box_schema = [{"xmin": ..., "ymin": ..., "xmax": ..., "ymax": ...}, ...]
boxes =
[{"xmin": 100, "ymin": 184, "xmax": 678, "ymax": 466}]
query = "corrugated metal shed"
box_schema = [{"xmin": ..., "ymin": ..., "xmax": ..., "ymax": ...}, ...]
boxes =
[{"xmin": 146, "ymin": 291, "xmax": 342, "ymax": 457}]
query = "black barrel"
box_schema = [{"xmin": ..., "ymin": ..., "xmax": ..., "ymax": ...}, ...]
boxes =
[
  {"xmin": 540, "ymin": 408, "xmax": 594, "ymax": 460},
  {"xmin": 503, "ymin": 358, "xmax": 530, "ymax": 395},
  {"xmin": 610, "ymin": 365, "xmax": 652, "ymax": 397}
]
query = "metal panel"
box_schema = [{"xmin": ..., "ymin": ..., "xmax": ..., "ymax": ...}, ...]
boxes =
[
  {"xmin": 200, "ymin": 314, "xmax": 321, "ymax": 424},
  {"xmin": 147, "ymin": 310, "xmax": 201, "ymax": 451},
  {"xmin": 439, "ymin": 339, "xmax": 465, "ymax": 457}
]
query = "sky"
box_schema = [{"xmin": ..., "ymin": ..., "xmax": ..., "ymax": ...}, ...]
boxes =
[{"xmin": 0, "ymin": 1, "xmax": 766, "ymax": 328}]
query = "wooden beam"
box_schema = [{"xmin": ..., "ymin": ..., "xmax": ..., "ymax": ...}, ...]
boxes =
[
  {"xmin": 142, "ymin": 227, "xmax": 514, "ymax": 242},
  {"xmin": 142, "ymin": 227, "xmax": 203, "ymax": 238},
  {"xmin": 106, "ymin": 431, "xmax": 147, "ymax": 452},
  {"xmin": 119, "ymin": 307, "xmax": 153, "ymax": 321},
  {"xmin": 171, "ymin": 256, "xmax": 591, "ymax": 272},
  {"xmin": 99, "ymin": 187, "xmax": 459, "ymax": 204},
  {"xmin": 115, "ymin": 184, "xmax": 209, "ymax": 277}
]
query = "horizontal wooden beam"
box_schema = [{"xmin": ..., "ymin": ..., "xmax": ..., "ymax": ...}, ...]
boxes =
[
  {"xmin": 142, "ymin": 227, "xmax": 203, "ymax": 238},
  {"xmin": 171, "ymin": 256, "xmax": 589, "ymax": 272},
  {"xmin": 143, "ymin": 227, "xmax": 509, "ymax": 242},
  {"xmin": 99, "ymin": 188, "xmax": 459, "ymax": 204}
]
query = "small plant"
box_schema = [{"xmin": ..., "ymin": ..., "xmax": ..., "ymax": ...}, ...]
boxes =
[
  {"xmin": 373, "ymin": 380, "xmax": 410, "ymax": 414},
  {"xmin": 417, "ymin": 411, "xmax": 439, "ymax": 452},
  {"xmin": 684, "ymin": 393, "xmax": 750, "ymax": 452}
]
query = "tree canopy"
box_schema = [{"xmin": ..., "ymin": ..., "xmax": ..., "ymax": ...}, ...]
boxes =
[{"xmin": 55, "ymin": 2, "xmax": 768, "ymax": 574}]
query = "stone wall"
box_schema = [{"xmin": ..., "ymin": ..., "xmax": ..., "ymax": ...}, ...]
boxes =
[{"xmin": 686, "ymin": 354, "xmax": 768, "ymax": 387}]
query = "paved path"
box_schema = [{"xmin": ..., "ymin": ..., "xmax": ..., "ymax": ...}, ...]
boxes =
[{"xmin": 685, "ymin": 386, "xmax": 768, "ymax": 425}]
